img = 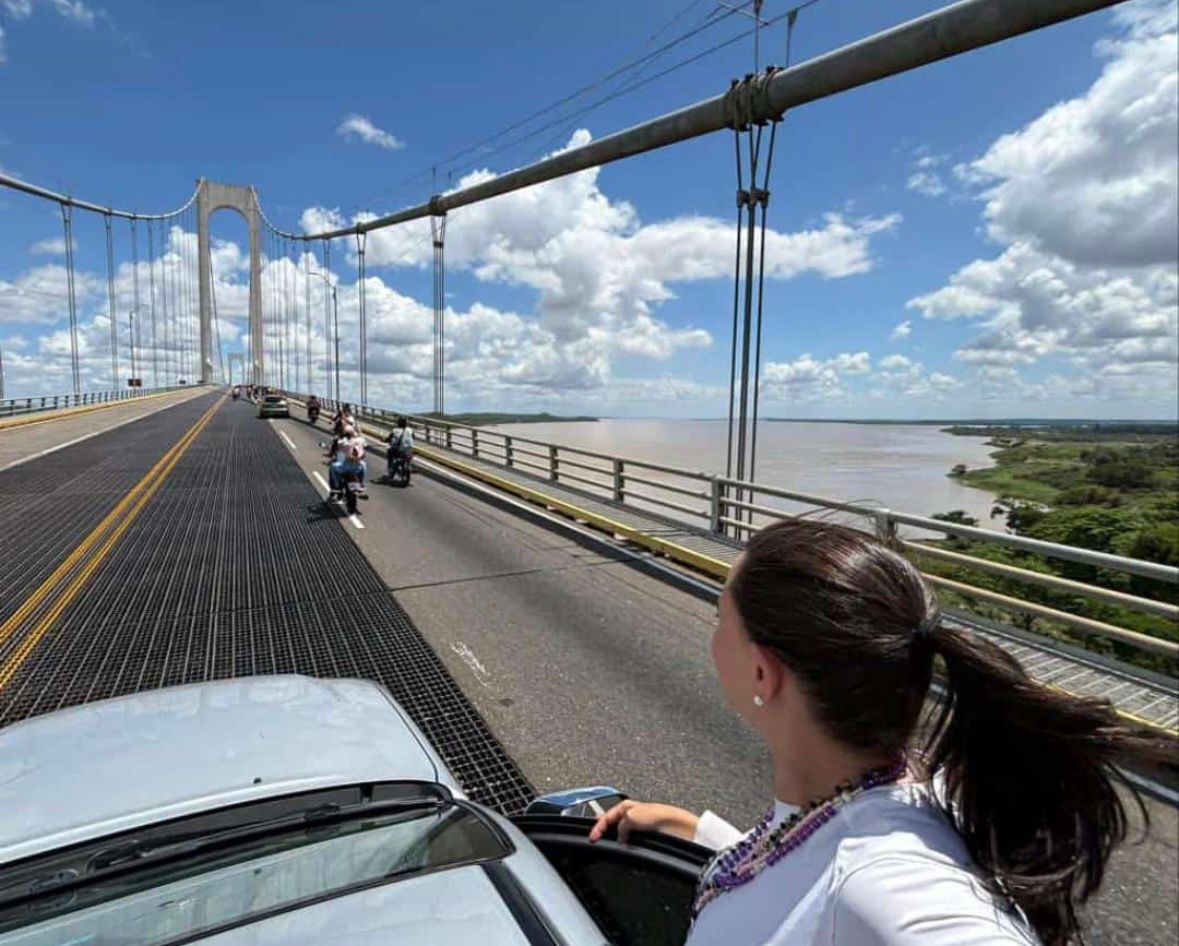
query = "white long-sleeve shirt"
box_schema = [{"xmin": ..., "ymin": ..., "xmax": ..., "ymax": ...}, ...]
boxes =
[{"xmin": 686, "ymin": 783, "xmax": 1038, "ymax": 946}]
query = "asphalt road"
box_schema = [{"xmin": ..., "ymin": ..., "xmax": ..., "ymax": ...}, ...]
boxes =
[{"xmin": 274, "ymin": 409, "xmax": 1178, "ymax": 946}]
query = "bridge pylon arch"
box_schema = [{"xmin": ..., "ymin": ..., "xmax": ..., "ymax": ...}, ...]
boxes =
[{"xmin": 197, "ymin": 180, "xmax": 263, "ymax": 385}]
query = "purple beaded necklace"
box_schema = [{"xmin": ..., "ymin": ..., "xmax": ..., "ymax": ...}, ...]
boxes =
[{"xmin": 691, "ymin": 754, "xmax": 908, "ymax": 919}]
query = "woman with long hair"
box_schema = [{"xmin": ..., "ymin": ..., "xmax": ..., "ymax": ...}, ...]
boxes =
[{"xmin": 590, "ymin": 518, "xmax": 1174, "ymax": 945}]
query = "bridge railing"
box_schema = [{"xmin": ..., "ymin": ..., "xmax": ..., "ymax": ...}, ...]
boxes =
[
  {"xmin": 302, "ymin": 395, "xmax": 1178, "ymax": 664},
  {"xmin": 0, "ymin": 385, "xmax": 190, "ymax": 421}
]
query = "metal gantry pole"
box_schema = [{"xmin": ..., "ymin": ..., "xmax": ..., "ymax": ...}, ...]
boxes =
[
  {"xmin": 304, "ymin": 245, "xmax": 312, "ymax": 393},
  {"xmin": 130, "ymin": 218, "xmax": 142, "ymax": 384},
  {"xmin": 103, "ymin": 213, "xmax": 119, "ymax": 389}
]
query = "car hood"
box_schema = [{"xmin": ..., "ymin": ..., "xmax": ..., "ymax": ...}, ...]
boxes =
[{"xmin": 0, "ymin": 675, "xmax": 459, "ymax": 864}]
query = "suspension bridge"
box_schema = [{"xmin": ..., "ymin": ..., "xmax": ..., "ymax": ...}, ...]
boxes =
[{"xmin": 0, "ymin": 1, "xmax": 1175, "ymax": 942}]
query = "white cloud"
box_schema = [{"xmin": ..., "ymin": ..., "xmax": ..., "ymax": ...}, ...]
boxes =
[
  {"xmin": 1, "ymin": 0, "xmax": 99, "ymax": 62},
  {"xmin": 303, "ymin": 131, "xmax": 898, "ymax": 389},
  {"xmin": 335, "ymin": 114, "xmax": 404, "ymax": 151},
  {"xmin": 879, "ymin": 354, "xmax": 913, "ymax": 371},
  {"xmin": 906, "ymin": 151, "xmax": 949, "ymax": 197},
  {"xmin": 47, "ymin": 0, "xmax": 96, "ymax": 26},
  {"xmin": 907, "ymin": 171, "xmax": 946, "ymax": 198},
  {"xmin": 759, "ymin": 351, "xmax": 871, "ymax": 402},
  {"xmin": 907, "ymin": 7, "xmax": 1178, "ymax": 406},
  {"xmin": 28, "ymin": 236, "xmax": 75, "ymax": 255},
  {"xmin": 890, "ymin": 319, "xmax": 912, "ymax": 340}
]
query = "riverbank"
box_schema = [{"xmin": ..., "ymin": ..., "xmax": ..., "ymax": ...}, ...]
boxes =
[{"xmin": 930, "ymin": 428, "xmax": 1178, "ymax": 675}]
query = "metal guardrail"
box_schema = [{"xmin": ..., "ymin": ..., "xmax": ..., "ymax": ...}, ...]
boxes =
[
  {"xmin": 294, "ymin": 393, "xmax": 1179, "ymax": 662},
  {"xmin": 0, "ymin": 386, "xmax": 191, "ymax": 421}
]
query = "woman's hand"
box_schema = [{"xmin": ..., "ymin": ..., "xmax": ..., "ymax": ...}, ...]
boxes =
[{"xmin": 588, "ymin": 801, "xmax": 700, "ymax": 844}]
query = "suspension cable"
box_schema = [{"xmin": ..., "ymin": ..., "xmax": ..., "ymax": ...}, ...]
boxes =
[
  {"xmin": 130, "ymin": 218, "xmax": 142, "ymax": 384},
  {"xmin": 356, "ymin": 231, "xmax": 368, "ymax": 408},
  {"xmin": 103, "ymin": 213, "xmax": 119, "ymax": 389},
  {"xmin": 210, "ymin": 245, "xmax": 226, "ymax": 384},
  {"xmin": 147, "ymin": 222, "xmax": 158, "ymax": 387},
  {"xmin": 60, "ymin": 205, "xmax": 80, "ymax": 394},
  {"xmin": 304, "ymin": 242, "xmax": 312, "ymax": 393},
  {"xmin": 324, "ymin": 238, "xmax": 337, "ymax": 403}
]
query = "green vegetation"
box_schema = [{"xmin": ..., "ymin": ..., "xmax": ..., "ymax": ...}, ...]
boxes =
[
  {"xmin": 425, "ymin": 412, "xmax": 598, "ymax": 425},
  {"xmin": 921, "ymin": 430, "xmax": 1178, "ymax": 677}
]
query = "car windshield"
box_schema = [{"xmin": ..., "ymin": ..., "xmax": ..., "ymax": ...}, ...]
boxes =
[
  {"xmin": 0, "ymin": 782, "xmax": 510, "ymax": 946},
  {"xmin": 263, "ymin": 396, "xmax": 284, "ymax": 403}
]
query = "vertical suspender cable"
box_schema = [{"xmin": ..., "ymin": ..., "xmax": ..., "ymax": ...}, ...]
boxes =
[
  {"xmin": 158, "ymin": 220, "xmax": 170, "ymax": 384},
  {"xmin": 130, "ymin": 217, "xmax": 142, "ymax": 384},
  {"xmin": 60, "ymin": 206, "xmax": 80, "ymax": 394},
  {"xmin": 304, "ymin": 243, "xmax": 312, "ymax": 394},
  {"xmin": 431, "ymin": 213, "xmax": 448, "ymax": 416},
  {"xmin": 747, "ymin": 118, "xmax": 778, "ymax": 495},
  {"xmin": 724, "ymin": 128, "xmax": 745, "ymax": 485},
  {"xmin": 103, "ymin": 214, "xmax": 119, "ymax": 389},
  {"xmin": 147, "ymin": 222, "xmax": 159, "ymax": 387},
  {"xmin": 356, "ymin": 231, "xmax": 368, "ymax": 408},
  {"xmin": 183, "ymin": 208, "xmax": 193, "ymax": 382},
  {"xmin": 325, "ymin": 238, "xmax": 338, "ymax": 404}
]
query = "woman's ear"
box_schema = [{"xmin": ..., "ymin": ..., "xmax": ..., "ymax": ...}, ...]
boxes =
[{"xmin": 753, "ymin": 644, "xmax": 785, "ymax": 701}]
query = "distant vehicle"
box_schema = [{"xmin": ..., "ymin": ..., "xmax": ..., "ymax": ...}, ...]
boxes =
[
  {"xmin": 257, "ymin": 394, "xmax": 289, "ymax": 419},
  {"xmin": 0, "ymin": 676, "xmax": 709, "ymax": 945}
]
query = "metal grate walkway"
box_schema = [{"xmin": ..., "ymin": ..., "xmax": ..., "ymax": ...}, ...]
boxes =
[
  {"xmin": 396, "ymin": 431, "xmax": 1178, "ymax": 736},
  {"xmin": 0, "ymin": 399, "xmax": 535, "ymax": 815}
]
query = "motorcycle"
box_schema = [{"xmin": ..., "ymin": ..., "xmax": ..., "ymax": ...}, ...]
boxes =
[
  {"xmin": 387, "ymin": 450, "xmax": 413, "ymax": 487},
  {"xmin": 232, "ymin": 387, "xmax": 240, "ymax": 401},
  {"xmin": 338, "ymin": 467, "xmax": 364, "ymax": 515},
  {"xmin": 307, "ymin": 402, "xmax": 320, "ymax": 425}
]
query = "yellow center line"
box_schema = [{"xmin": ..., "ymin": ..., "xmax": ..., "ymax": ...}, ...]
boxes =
[{"xmin": 0, "ymin": 397, "xmax": 224, "ymax": 689}]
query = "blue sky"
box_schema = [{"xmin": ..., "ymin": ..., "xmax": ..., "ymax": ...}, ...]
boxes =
[{"xmin": 1, "ymin": 0, "xmax": 1176, "ymax": 418}]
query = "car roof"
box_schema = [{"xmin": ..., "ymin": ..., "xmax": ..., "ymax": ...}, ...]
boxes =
[{"xmin": 0, "ymin": 675, "xmax": 459, "ymax": 864}]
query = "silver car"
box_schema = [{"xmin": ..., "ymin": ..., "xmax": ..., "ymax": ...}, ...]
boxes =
[
  {"xmin": 256, "ymin": 394, "xmax": 289, "ymax": 418},
  {"xmin": 0, "ymin": 676, "xmax": 707, "ymax": 946}
]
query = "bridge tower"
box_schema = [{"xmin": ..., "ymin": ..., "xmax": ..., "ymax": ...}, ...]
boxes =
[{"xmin": 197, "ymin": 180, "xmax": 263, "ymax": 385}]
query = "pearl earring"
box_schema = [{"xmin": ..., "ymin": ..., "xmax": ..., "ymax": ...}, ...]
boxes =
[{"xmin": 753, "ymin": 695, "xmax": 765, "ymax": 707}]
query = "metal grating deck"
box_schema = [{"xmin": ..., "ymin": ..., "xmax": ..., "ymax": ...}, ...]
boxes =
[{"xmin": 0, "ymin": 400, "xmax": 535, "ymax": 815}]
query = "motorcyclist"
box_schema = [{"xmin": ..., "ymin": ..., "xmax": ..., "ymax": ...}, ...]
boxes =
[
  {"xmin": 232, "ymin": 385, "xmax": 240, "ymax": 400},
  {"xmin": 331, "ymin": 402, "xmax": 354, "ymax": 437},
  {"xmin": 386, "ymin": 416, "xmax": 414, "ymax": 476},
  {"xmin": 328, "ymin": 424, "xmax": 367, "ymax": 498},
  {"xmin": 306, "ymin": 394, "xmax": 321, "ymax": 424}
]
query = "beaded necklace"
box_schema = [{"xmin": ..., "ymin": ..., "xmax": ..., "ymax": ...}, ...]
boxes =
[{"xmin": 691, "ymin": 755, "xmax": 908, "ymax": 919}]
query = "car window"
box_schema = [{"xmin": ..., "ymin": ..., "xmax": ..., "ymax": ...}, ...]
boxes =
[{"xmin": 0, "ymin": 788, "xmax": 509, "ymax": 946}]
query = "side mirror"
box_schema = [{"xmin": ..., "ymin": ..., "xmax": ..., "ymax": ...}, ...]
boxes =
[{"xmin": 524, "ymin": 786, "xmax": 627, "ymax": 818}]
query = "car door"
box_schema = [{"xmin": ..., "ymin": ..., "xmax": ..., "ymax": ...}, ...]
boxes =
[{"xmin": 511, "ymin": 814, "xmax": 712, "ymax": 946}]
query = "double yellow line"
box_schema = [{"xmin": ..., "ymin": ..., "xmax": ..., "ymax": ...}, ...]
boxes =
[{"xmin": 0, "ymin": 397, "xmax": 224, "ymax": 690}]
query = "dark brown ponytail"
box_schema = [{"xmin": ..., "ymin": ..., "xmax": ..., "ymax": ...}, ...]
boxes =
[{"xmin": 729, "ymin": 518, "xmax": 1176, "ymax": 946}]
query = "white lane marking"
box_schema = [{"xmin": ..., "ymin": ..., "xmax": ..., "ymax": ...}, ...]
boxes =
[
  {"xmin": 311, "ymin": 469, "xmax": 365, "ymax": 530},
  {"xmin": 0, "ymin": 391, "xmax": 208, "ymax": 474},
  {"xmin": 450, "ymin": 641, "xmax": 492, "ymax": 688},
  {"xmin": 279, "ymin": 430, "xmax": 297, "ymax": 450}
]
